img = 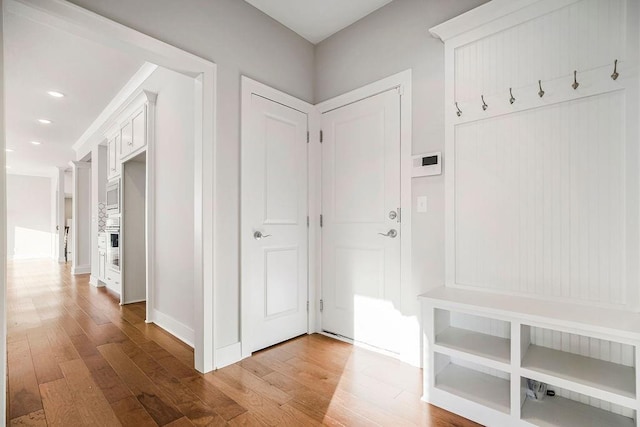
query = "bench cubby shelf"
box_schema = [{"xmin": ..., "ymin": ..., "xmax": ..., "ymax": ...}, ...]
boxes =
[{"xmin": 421, "ymin": 287, "xmax": 640, "ymax": 427}]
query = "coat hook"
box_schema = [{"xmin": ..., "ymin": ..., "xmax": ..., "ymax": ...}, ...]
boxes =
[
  {"xmin": 455, "ymin": 102, "xmax": 462, "ymax": 117},
  {"xmin": 481, "ymin": 95, "xmax": 488, "ymax": 111},
  {"xmin": 611, "ymin": 59, "xmax": 619, "ymax": 80},
  {"xmin": 509, "ymin": 88, "xmax": 515, "ymax": 104},
  {"xmin": 572, "ymin": 70, "xmax": 579, "ymax": 90},
  {"xmin": 538, "ymin": 80, "xmax": 545, "ymax": 98}
]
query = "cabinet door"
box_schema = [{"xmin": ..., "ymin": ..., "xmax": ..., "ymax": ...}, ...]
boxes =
[
  {"xmin": 99, "ymin": 252, "xmax": 106, "ymax": 280},
  {"xmin": 121, "ymin": 121, "xmax": 132, "ymax": 159},
  {"xmin": 131, "ymin": 107, "xmax": 146, "ymax": 152},
  {"xmin": 115, "ymin": 133, "xmax": 122, "ymax": 176},
  {"xmin": 107, "ymin": 138, "xmax": 116, "ymax": 178}
]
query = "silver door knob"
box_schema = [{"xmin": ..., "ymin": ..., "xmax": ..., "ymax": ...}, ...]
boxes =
[
  {"xmin": 378, "ymin": 229, "xmax": 398, "ymax": 238},
  {"xmin": 254, "ymin": 231, "xmax": 272, "ymax": 240}
]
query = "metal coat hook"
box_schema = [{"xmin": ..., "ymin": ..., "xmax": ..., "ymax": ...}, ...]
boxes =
[
  {"xmin": 455, "ymin": 102, "xmax": 462, "ymax": 117},
  {"xmin": 572, "ymin": 70, "xmax": 579, "ymax": 90},
  {"xmin": 611, "ymin": 59, "xmax": 619, "ymax": 80},
  {"xmin": 538, "ymin": 80, "xmax": 545, "ymax": 98},
  {"xmin": 509, "ymin": 88, "xmax": 515, "ymax": 104},
  {"xmin": 481, "ymin": 95, "xmax": 488, "ymax": 111}
]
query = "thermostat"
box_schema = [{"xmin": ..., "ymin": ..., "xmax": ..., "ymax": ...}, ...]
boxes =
[{"xmin": 412, "ymin": 152, "xmax": 441, "ymax": 177}]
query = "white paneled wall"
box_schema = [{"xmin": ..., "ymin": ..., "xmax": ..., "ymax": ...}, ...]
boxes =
[
  {"xmin": 432, "ymin": 0, "xmax": 640, "ymax": 423},
  {"xmin": 450, "ymin": 311, "xmax": 510, "ymax": 339},
  {"xmin": 454, "ymin": 0, "xmax": 625, "ymax": 103},
  {"xmin": 454, "ymin": 91, "xmax": 625, "ymax": 305}
]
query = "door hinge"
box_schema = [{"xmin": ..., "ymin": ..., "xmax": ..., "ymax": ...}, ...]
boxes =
[
  {"xmin": 398, "ymin": 207, "xmax": 401, "ymax": 223},
  {"xmin": 320, "ymin": 214, "xmax": 323, "ymax": 227},
  {"xmin": 307, "ymin": 301, "xmax": 309, "ymax": 312},
  {"xmin": 320, "ymin": 299, "xmax": 324, "ymax": 312},
  {"xmin": 307, "ymin": 216, "xmax": 309, "ymax": 227},
  {"xmin": 307, "ymin": 131, "xmax": 309, "ymax": 143},
  {"xmin": 320, "ymin": 130, "xmax": 323, "ymax": 143}
]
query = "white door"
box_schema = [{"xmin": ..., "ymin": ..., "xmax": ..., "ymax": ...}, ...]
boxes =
[
  {"xmin": 242, "ymin": 93, "xmax": 309, "ymax": 352},
  {"xmin": 321, "ymin": 89, "xmax": 402, "ymax": 353}
]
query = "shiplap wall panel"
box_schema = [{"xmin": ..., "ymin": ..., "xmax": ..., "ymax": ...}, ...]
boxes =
[
  {"xmin": 454, "ymin": 91, "xmax": 625, "ymax": 305},
  {"xmin": 530, "ymin": 326, "xmax": 635, "ymax": 416},
  {"xmin": 450, "ymin": 312, "xmax": 510, "ymax": 339},
  {"xmin": 454, "ymin": 0, "xmax": 625, "ymax": 104}
]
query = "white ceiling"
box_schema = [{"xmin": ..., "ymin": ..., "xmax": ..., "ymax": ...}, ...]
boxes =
[
  {"xmin": 245, "ymin": 0, "xmax": 393, "ymax": 44},
  {"xmin": 4, "ymin": 13, "xmax": 144, "ymax": 177}
]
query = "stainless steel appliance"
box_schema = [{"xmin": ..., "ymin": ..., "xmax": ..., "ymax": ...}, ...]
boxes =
[
  {"xmin": 106, "ymin": 179, "xmax": 120, "ymax": 215},
  {"xmin": 105, "ymin": 217, "xmax": 120, "ymax": 272}
]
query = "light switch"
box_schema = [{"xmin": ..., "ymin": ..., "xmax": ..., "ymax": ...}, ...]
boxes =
[{"xmin": 417, "ymin": 196, "xmax": 427, "ymax": 213}]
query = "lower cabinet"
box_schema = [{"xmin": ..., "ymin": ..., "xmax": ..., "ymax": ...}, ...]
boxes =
[
  {"xmin": 420, "ymin": 288, "xmax": 638, "ymax": 427},
  {"xmin": 98, "ymin": 250, "xmax": 106, "ymax": 282}
]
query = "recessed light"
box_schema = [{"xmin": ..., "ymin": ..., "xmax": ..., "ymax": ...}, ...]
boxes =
[
  {"xmin": 38, "ymin": 119, "xmax": 52, "ymax": 124},
  {"xmin": 47, "ymin": 91, "xmax": 65, "ymax": 98},
  {"xmin": 31, "ymin": 141, "xmax": 41, "ymax": 145}
]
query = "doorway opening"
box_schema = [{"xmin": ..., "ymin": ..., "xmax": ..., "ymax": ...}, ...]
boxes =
[{"xmin": 3, "ymin": 0, "xmax": 217, "ymax": 378}]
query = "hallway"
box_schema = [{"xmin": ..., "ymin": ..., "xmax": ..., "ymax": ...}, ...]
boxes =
[{"xmin": 6, "ymin": 260, "xmax": 477, "ymax": 426}]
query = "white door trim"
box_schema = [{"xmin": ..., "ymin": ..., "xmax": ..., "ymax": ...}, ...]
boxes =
[
  {"xmin": 4, "ymin": 0, "xmax": 217, "ymax": 373},
  {"xmin": 240, "ymin": 76, "xmax": 317, "ymax": 360},
  {"xmin": 314, "ymin": 70, "xmax": 413, "ymax": 362}
]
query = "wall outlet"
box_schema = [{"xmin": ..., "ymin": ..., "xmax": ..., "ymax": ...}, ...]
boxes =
[{"xmin": 417, "ymin": 196, "xmax": 427, "ymax": 213}]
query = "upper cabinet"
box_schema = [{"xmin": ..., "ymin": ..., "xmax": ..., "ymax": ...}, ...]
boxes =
[
  {"xmin": 107, "ymin": 132, "xmax": 121, "ymax": 180},
  {"xmin": 120, "ymin": 104, "xmax": 149, "ymax": 160},
  {"xmin": 105, "ymin": 90, "xmax": 157, "ymax": 179}
]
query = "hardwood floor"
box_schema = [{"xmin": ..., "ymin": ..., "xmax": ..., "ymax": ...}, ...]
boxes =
[{"xmin": 7, "ymin": 259, "xmax": 479, "ymax": 426}]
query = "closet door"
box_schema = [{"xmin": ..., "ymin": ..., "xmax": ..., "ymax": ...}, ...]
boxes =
[{"xmin": 242, "ymin": 92, "xmax": 309, "ymax": 352}]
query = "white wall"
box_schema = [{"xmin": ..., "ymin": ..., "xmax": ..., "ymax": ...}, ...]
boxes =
[
  {"xmin": 67, "ymin": 0, "xmax": 315, "ymax": 350},
  {"xmin": 72, "ymin": 163, "xmax": 91, "ymax": 273},
  {"xmin": 0, "ymin": 0, "xmax": 7, "ymax": 417},
  {"xmin": 50, "ymin": 174, "xmax": 58, "ymax": 260},
  {"xmin": 90, "ymin": 145, "xmax": 107, "ymax": 284},
  {"xmin": 133, "ymin": 67, "xmax": 196, "ymax": 341},
  {"xmin": 315, "ymin": 0, "xmax": 488, "ymax": 316},
  {"xmin": 6, "ymin": 174, "xmax": 54, "ymax": 259},
  {"xmin": 64, "ymin": 170, "xmax": 72, "ymax": 197}
]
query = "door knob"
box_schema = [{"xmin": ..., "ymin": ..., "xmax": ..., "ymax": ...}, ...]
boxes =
[
  {"xmin": 378, "ymin": 229, "xmax": 398, "ymax": 238},
  {"xmin": 254, "ymin": 231, "xmax": 272, "ymax": 240}
]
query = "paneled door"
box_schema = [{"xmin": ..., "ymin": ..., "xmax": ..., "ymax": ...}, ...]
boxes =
[
  {"xmin": 321, "ymin": 89, "xmax": 402, "ymax": 353},
  {"xmin": 242, "ymin": 93, "xmax": 309, "ymax": 352}
]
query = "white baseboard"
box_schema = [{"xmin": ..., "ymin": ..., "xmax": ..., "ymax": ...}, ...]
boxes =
[
  {"xmin": 58, "ymin": 257, "xmax": 66, "ymax": 263},
  {"xmin": 10, "ymin": 254, "xmax": 54, "ymax": 260},
  {"xmin": 71, "ymin": 264, "xmax": 91, "ymax": 275},
  {"xmin": 150, "ymin": 309, "xmax": 194, "ymax": 348},
  {"xmin": 215, "ymin": 342, "xmax": 243, "ymax": 369},
  {"xmin": 122, "ymin": 298, "xmax": 146, "ymax": 305}
]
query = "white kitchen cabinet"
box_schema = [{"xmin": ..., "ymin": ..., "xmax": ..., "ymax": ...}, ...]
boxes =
[
  {"xmin": 119, "ymin": 96, "xmax": 154, "ymax": 161},
  {"xmin": 98, "ymin": 250, "xmax": 106, "ymax": 281},
  {"xmin": 131, "ymin": 107, "xmax": 146, "ymax": 153},
  {"xmin": 120, "ymin": 120, "xmax": 132, "ymax": 158},
  {"xmin": 107, "ymin": 132, "xmax": 121, "ymax": 180},
  {"xmin": 104, "ymin": 91, "xmax": 155, "ymax": 173}
]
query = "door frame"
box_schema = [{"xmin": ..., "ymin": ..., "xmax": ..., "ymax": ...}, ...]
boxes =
[
  {"xmin": 4, "ymin": 0, "xmax": 217, "ymax": 373},
  {"xmin": 240, "ymin": 77, "xmax": 318, "ymax": 360},
  {"xmin": 314, "ymin": 70, "xmax": 413, "ymax": 360}
]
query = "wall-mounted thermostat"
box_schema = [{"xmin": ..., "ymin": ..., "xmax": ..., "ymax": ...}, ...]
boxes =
[{"xmin": 412, "ymin": 152, "xmax": 442, "ymax": 177}]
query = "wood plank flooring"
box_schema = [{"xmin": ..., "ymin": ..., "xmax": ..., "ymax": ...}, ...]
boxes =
[{"xmin": 7, "ymin": 259, "xmax": 480, "ymax": 426}]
